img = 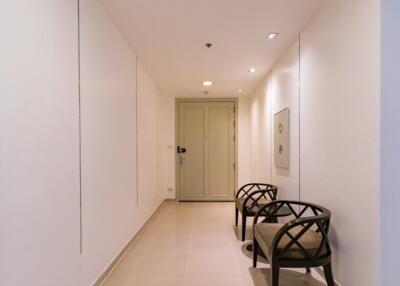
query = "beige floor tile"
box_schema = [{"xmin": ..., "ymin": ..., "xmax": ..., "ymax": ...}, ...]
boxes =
[
  {"xmin": 186, "ymin": 253, "xmax": 240, "ymax": 280},
  {"xmin": 146, "ymin": 236, "xmax": 191, "ymax": 254},
  {"xmin": 106, "ymin": 253, "xmax": 144, "ymax": 281},
  {"xmin": 102, "ymin": 279, "xmax": 184, "ymax": 286},
  {"xmin": 133, "ymin": 254, "xmax": 187, "ymax": 279},
  {"xmin": 141, "ymin": 224, "xmax": 192, "ymax": 238},
  {"xmin": 249, "ymin": 268, "xmax": 325, "ymax": 286},
  {"xmin": 192, "ymin": 224, "xmax": 235, "ymax": 239},
  {"xmin": 152, "ymin": 214, "xmax": 194, "ymax": 225},
  {"xmin": 127, "ymin": 236, "xmax": 152, "ymax": 254},
  {"xmin": 102, "ymin": 202, "xmax": 329, "ymax": 286},
  {"xmin": 132, "ymin": 280, "xmax": 185, "ymax": 286},
  {"xmin": 101, "ymin": 279, "xmax": 125, "ymax": 286},
  {"xmin": 184, "ymin": 279, "xmax": 243, "ymax": 286},
  {"xmin": 190, "ymin": 236, "xmax": 234, "ymax": 254}
]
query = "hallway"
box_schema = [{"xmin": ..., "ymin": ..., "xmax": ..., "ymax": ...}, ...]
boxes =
[
  {"xmin": 2, "ymin": 1, "xmax": 399, "ymax": 285},
  {"xmin": 102, "ymin": 202, "xmax": 325, "ymax": 286}
]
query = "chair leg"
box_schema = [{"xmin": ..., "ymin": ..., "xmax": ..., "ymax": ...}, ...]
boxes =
[
  {"xmin": 241, "ymin": 214, "xmax": 247, "ymax": 241},
  {"xmin": 253, "ymin": 238, "xmax": 259, "ymax": 268},
  {"xmin": 323, "ymin": 263, "xmax": 335, "ymax": 286},
  {"xmin": 235, "ymin": 207, "xmax": 239, "ymax": 226},
  {"xmin": 272, "ymin": 264, "xmax": 280, "ymax": 286}
]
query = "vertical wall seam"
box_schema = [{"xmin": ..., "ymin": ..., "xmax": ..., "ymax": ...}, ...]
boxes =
[
  {"xmin": 77, "ymin": 0, "xmax": 83, "ymax": 254},
  {"xmin": 298, "ymin": 35, "xmax": 301, "ymax": 202},
  {"xmin": 270, "ymin": 79, "xmax": 273, "ymax": 183},
  {"xmin": 136, "ymin": 57, "xmax": 139, "ymax": 208}
]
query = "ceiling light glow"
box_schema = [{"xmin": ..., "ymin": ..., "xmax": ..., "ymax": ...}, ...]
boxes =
[
  {"xmin": 249, "ymin": 68, "xmax": 256, "ymax": 73},
  {"xmin": 267, "ymin": 33, "xmax": 279, "ymax": 39},
  {"xmin": 238, "ymin": 89, "xmax": 244, "ymax": 93},
  {"xmin": 203, "ymin": 81, "xmax": 213, "ymax": 86}
]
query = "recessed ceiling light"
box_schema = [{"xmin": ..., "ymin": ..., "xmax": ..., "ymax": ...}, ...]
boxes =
[
  {"xmin": 267, "ymin": 33, "xmax": 279, "ymax": 39},
  {"xmin": 238, "ymin": 89, "xmax": 244, "ymax": 93},
  {"xmin": 249, "ymin": 68, "xmax": 256, "ymax": 73},
  {"xmin": 203, "ymin": 81, "xmax": 213, "ymax": 86}
]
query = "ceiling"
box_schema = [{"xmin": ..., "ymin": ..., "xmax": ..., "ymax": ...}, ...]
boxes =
[{"xmin": 100, "ymin": 0, "xmax": 323, "ymax": 97}]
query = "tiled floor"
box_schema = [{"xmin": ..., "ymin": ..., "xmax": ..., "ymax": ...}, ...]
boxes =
[{"xmin": 102, "ymin": 201, "xmax": 326, "ymax": 286}]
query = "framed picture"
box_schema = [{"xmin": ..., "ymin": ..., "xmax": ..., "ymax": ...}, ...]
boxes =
[{"xmin": 274, "ymin": 108, "xmax": 290, "ymax": 169}]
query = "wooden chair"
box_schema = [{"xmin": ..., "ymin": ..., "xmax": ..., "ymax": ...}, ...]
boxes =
[
  {"xmin": 235, "ymin": 183, "xmax": 278, "ymax": 241},
  {"xmin": 253, "ymin": 200, "xmax": 335, "ymax": 286}
]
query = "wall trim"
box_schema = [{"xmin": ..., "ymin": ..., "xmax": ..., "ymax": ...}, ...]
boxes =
[{"xmin": 92, "ymin": 200, "xmax": 167, "ymax": 286}]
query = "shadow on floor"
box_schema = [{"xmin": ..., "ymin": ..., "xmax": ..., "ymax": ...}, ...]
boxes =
[
  {"xmin": 231, "ymin": 225, "xmax": 253, "ymax": 241},
  {"xmin": 249, "ymin": 268, "xmax": 326, "ymax": 286},
  {"xmin": 240, "ymin": 241, "xmax": 270, "ymax": 264}
]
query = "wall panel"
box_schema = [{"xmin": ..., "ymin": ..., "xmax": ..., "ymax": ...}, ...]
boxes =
[
  {"xmin": 79, "ymin": 1, "xmax": 162, "ymax": 284},
  {"xmin": 0, "ymin": 1, "xmax": 81, "ymax": 285},
  {"xmin": 249, "ymin": 1, "xmax": 380, "ymax": 285}
]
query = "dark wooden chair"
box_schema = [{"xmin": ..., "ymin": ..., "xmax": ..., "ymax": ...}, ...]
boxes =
[
  {"xmin": 235, "ymin": 183, "xmax": 278, "ymax": 241},
  {"xmin": 253, "ymin": 200, "xmax": 335, "ymax": 286}
]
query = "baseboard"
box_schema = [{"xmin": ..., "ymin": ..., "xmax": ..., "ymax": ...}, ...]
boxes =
[{"xmin": 92, "ymin": 200, "xmax": 167, "ymax": 286}]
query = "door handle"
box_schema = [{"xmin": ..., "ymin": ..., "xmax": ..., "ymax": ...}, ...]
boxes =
[{"xmin": 177, "ymin": 146, "xmax": 186, "ymax": 154}]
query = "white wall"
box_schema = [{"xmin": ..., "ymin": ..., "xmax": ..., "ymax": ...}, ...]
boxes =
[
  {"xmin": 0, "ymin": 1, "xmax": 81, "ymax": 285},
  {"xmin": 158, "ymin": 95, "xmax": 176, "ymax": 199},
  {"xmin": 249, "ymin": 0, "xmax": 380, "ymax": 285},
  {"xmin": 137, "ymin": 62, "xmax": 164, "ymax": 221},
  {"xmin": 250, "ymin": 41, "xmax": 300, "ymax": 200},
  {"xmin": 79, "ymin": 0, "xmax": 140, "ymax": 284},
  {"xmin": 237, "ymin": 96, "xmax": 251, "ymax": 187},
  {"xmin": 271, "ymin": 42, "xmax": 300, "ymax": 200},
  {"xmin": 1, "ymin": 1, "xmax": 164, "ymax": 285},
  {"xmin": 300, "ymin": 0, "xmax": 380, "ymax": 285},
  {"xmin": 381, "ymin": 1, "xmax": 400, "ymax": 285},
  {"xmin": 79, "ymin": 1, "xmax": 163, "ymax": 284},
  {"xmin": 250, "ymin": 76, "xmax": 273, "ymax": 183}
]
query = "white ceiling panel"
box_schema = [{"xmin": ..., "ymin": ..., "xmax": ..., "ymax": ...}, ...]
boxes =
[{"xmin": 100, "ymin": 0, "xmax": 323, "ymax": 97}]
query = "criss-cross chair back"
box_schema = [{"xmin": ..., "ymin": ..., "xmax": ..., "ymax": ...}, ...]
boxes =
[
  {"xmin": 235, "ymin": 183, "xmax": 278, "ymax": 241},
  {"xmin": 253, "ymin": 200, "xmax": 335, "ymax": 286},
  {"xmin": 236, "ymin": 183, "xmax": 277, "ymax": 199},
  {"xmin": 236, "ymin": 183, "xmax": 277, "ymax": 211},
  {"xmin": 270, "ymin": 202, "xmax": 330, "ymax": 261}
]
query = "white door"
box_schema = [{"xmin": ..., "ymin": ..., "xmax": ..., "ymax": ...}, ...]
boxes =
[{"xmin": 177, "ymin": 101, "xmax": 236, "ymax": 201}]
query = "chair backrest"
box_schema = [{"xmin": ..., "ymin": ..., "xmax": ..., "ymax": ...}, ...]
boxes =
[
  {"xmin": 236, "ymin": 183, "xmax": 277, "ymax": 200},
  {"xmin": 258, "ymin": 201, "xmax": 331, "ymax": 261}
]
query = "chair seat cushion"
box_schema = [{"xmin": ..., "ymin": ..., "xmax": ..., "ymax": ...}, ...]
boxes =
[
  {"xmin": 254, "ymin": 223, "xmax": 325, "ymax": 259},
  {"xmin": 235, "ymin": 197, "xmax": 270, "ymax": 213}
]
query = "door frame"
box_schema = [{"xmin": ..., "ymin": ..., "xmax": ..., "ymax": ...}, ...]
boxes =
[{"xmin": 175, "ymin": 98, "xmax": 238, "ymax": 202}]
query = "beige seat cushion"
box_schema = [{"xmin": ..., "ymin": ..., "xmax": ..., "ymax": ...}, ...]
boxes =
[
  {"xmin": 254, "ymin": 223, "xmax": 325, "ymax": 259},
  {"xmin": 235, "ymin": 197, "xmax": 270, "ymax": 213}
]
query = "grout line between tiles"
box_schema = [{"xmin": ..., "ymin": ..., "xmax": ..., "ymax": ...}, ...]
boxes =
[{"xmin": 183, "ymin": 204, "xmax": 196, "ymax": 286}]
